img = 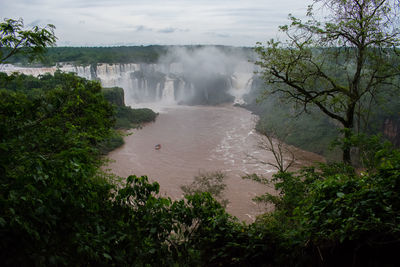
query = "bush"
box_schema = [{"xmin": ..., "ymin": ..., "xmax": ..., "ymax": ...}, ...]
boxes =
[
  {"xmin": 115, "ymin": 106, "xmax": 157, "ymax": 129},
  {"xmin": 181, "ymin": 171, "xmax": 229, "ymax": 208},
  {"xmin": 97, "ymin": 131, "xmax": 124, "ymax": 154},
  {"xmin": 102, "ymin": 87, "xmax": 125, "ymax": 106},
  {"xmin": 248, "ymin": 144, "xmax": 400, "ymax": 266}
]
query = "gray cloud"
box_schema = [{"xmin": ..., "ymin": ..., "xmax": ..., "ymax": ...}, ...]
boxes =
[
  {"xmin": 205, "ymin": 32, "xmax": 231, "ymax": 38},
  {"xmin": 158, "ymin": 27, "xmax": 176, "ymax": 33},
  {"xmin": 0, "ymin": 0, "xmax": 313, "ymax": 46},
  {"xmin": 158, "ymin": 27, "xmax": 189, "ymax": 34},
  {"xmin": 135, "ymin": 25, "xmax": 153, "ymax": 32}
]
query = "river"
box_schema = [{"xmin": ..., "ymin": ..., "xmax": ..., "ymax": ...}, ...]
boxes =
[{"xmin": 105, "ymin": 104, "xmax": 321, "ymax": 222}]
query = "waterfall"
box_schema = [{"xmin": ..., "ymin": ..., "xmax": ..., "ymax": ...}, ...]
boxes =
[
  {"xmin": 161, "ymin": 77, "xmax": 176, "ymax": 104},
  {"xmin": 229, "ymin": 73, "xmax": 254, "ymax": 105},
  {"xmin": 0, "ymin": 62, "xmax": 255, "ymax": 106}
]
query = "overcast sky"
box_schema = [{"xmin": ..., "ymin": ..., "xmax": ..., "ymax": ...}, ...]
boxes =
[{"xmin": 1, "ymin": 0, "xmax": 313, "ymax": 47}]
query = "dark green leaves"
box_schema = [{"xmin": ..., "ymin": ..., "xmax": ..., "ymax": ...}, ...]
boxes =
[{"xmin": 0, "ymin": 18, "xmax": 57, "ymax": 63}]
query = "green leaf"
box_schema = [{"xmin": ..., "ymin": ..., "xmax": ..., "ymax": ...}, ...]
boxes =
[
  {"xmin": 103, "ymin": 253, "xmax": 112, "ymax": 260},
  {"xmin": 336, "ymin": 192, "xmax": 345, "ymax": 198},
  {"xmin": 0, "ymin": 217, "xmax": 6, "ymax": 227}
]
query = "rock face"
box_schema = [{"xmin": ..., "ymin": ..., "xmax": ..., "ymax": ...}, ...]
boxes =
[
  {"xmin": 1, "ymin": 62, "xmax": 255, "ymax": 106},
  {"xmin": 383, "ymin": 116, "xmax": 400, "ymax": 147}
]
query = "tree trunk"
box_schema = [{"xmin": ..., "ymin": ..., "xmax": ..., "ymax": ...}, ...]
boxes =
[
  {"xmin": 343, "ymin": 145, "xmax": 352, "ymax": 165},
  {"xmin": 343, "ymin": 104, "xmax": 356, "ymax": 165}
]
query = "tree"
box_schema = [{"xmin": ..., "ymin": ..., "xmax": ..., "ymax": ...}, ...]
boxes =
[
  {"xmin": 181, "ymin": 171, "xmax": 229, "ymax": 207},
  {"xmin": 256, "ymin": 128, "xmax": 295, "ymax": 173},
  {"xmin": 255, "ymin": 0, "xmax": 400, "ymax": 164},
  {"xmin": 0, "ymin": 18, "xmax": 56, "ymax": 63}
]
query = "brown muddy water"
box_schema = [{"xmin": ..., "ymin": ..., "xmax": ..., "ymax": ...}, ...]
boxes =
[{"xmin": 105, "ymin": 105, "xmax": 322, "ymax": 222}]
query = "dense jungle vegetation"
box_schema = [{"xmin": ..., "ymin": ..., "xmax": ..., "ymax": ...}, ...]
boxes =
[{"xmin": 2, "ymin": 0, "xmax": 400, "ymax": 265}]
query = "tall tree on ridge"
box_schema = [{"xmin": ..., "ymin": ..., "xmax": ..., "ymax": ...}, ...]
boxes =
[{"xmin": 255, "ymin": 0, "xmax": 400, "ymax": 164}]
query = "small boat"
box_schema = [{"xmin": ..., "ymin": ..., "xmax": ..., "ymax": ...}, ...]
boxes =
[{"xmin": 155, "ymin": 144, "xmax": 161, "ymax": 150}]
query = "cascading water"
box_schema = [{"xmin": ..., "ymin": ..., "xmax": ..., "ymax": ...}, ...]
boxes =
[
  {"xmin": 162, "ymin": 77, "xmax": 176, "ymax": 104},
  {"xmin": 229, "ymin": 73, "xmax": 254, "ymax": 105},
  {"xmin": 0, "ymin": 62, "xmax": 255, "ymax": 106}
]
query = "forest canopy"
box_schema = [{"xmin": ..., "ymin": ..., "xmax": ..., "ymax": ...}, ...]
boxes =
[{"xmin": 2, "ymin": 45, "xmax": 254, "ymax": 66}]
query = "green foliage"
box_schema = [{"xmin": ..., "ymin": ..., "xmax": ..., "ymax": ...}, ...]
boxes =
[
  {"xmin": 115, "ymin": 106, "xmax": 157, "ymax": 129},
  {"xmin": 0, "ymin": 70, "xmax": 245, "ymax": 266},
  {"xmin": 0, "ymin": 71, "xmax": 115, "ymax": 161},
  {"xmin": 331, "ymin": 129, "xmax": 396, "ymax": 169},
  {"xmin": 247, "ymin": 141, "xmax": 400, "ymax": 266},
  {"xmin": 246, "ymin": 66, "xmax": 400, "ymax": 163},
  {"xmin": 4, "ymin": 45, "xmax": 254, "ymax": 66},
  {"xmin": 2, "ymin": 14, "xmax": 400, "ymax": 266},
  {"xmin": 2, "ymin": 71, "xmax": 400, "ymax": 266},
  {"xmin": 101, "ymin": 86, "xmax": 158, "ymax": 130},
  {"xmin": 255, "ymin": 0, "xmax": 400, "ymax": 164},
  {"xmin": 0, "ymin": 18, "xmax": 56, "ymax": 63},
  {"xmin": 102, "ymin": 87, "xmax": 125, "ymax": 107},
  {"xmin": 295, "ymin": 148, "xmax": 400, "ymax": 265},
  {"xmin": 0, "ymin": 71, "xmax": 116, "ymax": 265},
  {"xmin": 3, "ymin": 45, "xmax": 167, "ymax": 65},
  {"xmin": 0, "ymin": 70, "xmax": 261, "ymax": 266},
  {"xmin": 96, "ymin": 130, "xmax": 124, "ymax": 154},
  {"xmin": 245, "ymin": 88, "xmax": 341, "ymax": 159},
  {"xmin": 299, "ymin": 161, "xmax": 400, "ymax": 244},
  {"xmin": 181, "ymin": 171, "xmax": 229, "ymax": 208}
]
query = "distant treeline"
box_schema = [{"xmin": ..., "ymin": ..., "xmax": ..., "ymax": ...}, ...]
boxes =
[
  {"xmin": 2, "ymin": 45, "xmax": 254, "ymax": 66},
  {"xmin": 4, "ymin": 46, "xmax": 166, "ymax": 65}
]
